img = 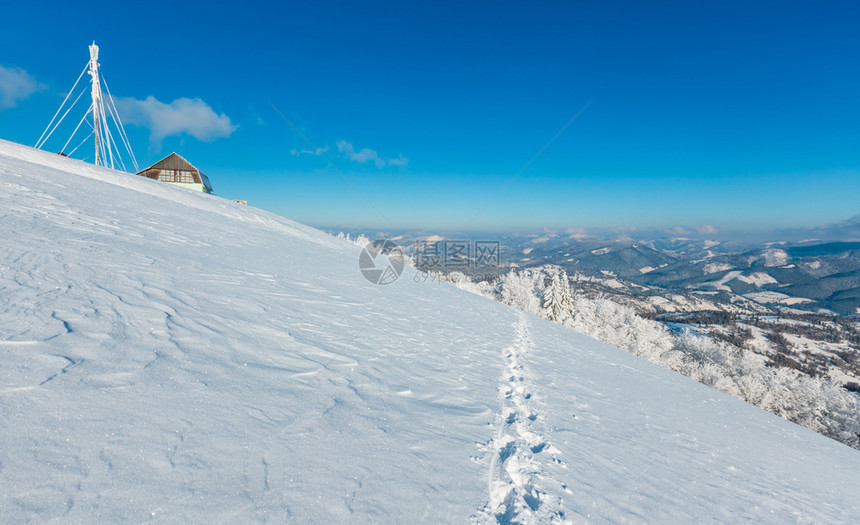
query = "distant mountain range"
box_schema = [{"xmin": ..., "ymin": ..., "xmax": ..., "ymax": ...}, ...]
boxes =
[
  {"xmin": 327, "ymin": 224, "xmax": 860, "ymax": 317},
  {"xmin": 506, "ymin": 238, "xmax": 860, "ymax": 316}
]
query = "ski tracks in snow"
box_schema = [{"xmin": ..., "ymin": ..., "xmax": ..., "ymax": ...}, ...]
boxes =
[{"xmin": 478, "ymin": 313, "xmax": 570, "ymax": 524}]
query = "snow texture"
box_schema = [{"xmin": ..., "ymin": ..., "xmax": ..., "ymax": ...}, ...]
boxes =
[
  {"xmin": 736, "ymin": 272, "xmax": 778, "ymax": 287},
  {"xmin": 744, "ymin": 291, "xmax": 815, "ymax": 305},
  {"xmin": 702, "ymin": 262, "xmax": 733, "ymax": 275},
  {"xmin": 1, "ymin": 139, "xmax": 859, "ymax": 523}
]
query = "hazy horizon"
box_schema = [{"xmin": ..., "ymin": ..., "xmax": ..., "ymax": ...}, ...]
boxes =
[{"xmin": 318, "ymin": 212, "xmax": 860, "ymax": 245}]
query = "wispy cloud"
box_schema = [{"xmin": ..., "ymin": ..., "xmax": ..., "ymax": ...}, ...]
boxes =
[
  {"xmin": 338, "ymin": 140, "xmax": 384, "ymax": 168},
  {"xmin": 336, "ymin": 140, "xmax": 409, "ymax": 168},
  {"xmin": 565, "ymin": 226, "xmax": 589, "ymax": 239},
  {"xmin": 248, "ymin": 104, "xmax": 266, "ymax": 126},
  {"xmin": 291, "ymin": 146, "xmax": 329, "ymax": 157},
  {"xmin": 664, "ymin": 226, "xmax": 691, "ymax": 235},
  {"xmin": 0, "ymin": 65, "xmax": 44, "ymax": 110},
  {"xmin": 114, "ymin": 96, "xmax": 237, "ymax": 145},
  {"xmin": 387, "ymin": 154, "xmax": 409, "ymax": 167},
  {"xmin": 664, "ymin": 224, "xmax": 719, "ymax": 236}
]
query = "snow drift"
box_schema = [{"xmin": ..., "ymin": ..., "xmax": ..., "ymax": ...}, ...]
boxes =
[{"xmin": 1, "ymin": 139, "xmax": 859, "ymax": 523}]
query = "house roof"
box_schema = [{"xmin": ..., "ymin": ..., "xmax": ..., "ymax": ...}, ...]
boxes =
[
  {"xmin": 142, "ymin": 152, "xmax": 199, "ymax": 173},
  {"xmin": 138, "ymin": 152, "xmax": 213, "ymax": 193}
]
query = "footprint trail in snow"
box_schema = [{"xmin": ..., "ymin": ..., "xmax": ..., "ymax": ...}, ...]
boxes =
[{"xmin": 479, "ymin": 313, "xmax": 570, "ymax": 524}]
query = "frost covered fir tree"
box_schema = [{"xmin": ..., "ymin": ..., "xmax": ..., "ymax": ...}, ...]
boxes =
[
  {"xmin": 499, "ymin": 269, "xmax": 542, "ymax": 316},
  {"xmin": 542, "ymin": 272, "xmax": 573, "ymax": 325}
]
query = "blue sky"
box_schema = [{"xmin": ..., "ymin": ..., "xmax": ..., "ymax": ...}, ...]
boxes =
[{"xmin": 1, "ymin": 1, "xmax": 859, "ymax": 235}]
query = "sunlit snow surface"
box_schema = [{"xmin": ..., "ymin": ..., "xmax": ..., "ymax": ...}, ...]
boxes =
[{"xmin": 1, "ymin": 139, "xmax": 858, "ymax": 523}]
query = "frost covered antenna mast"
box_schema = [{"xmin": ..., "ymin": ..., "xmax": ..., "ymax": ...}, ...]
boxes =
[
  {"xmin": 36, "ymin": 42, "xmax": 139, "ymax": 172},
  {"xmin": 89, "ymin": 42, "xmax": 102, "ymax": 167}
]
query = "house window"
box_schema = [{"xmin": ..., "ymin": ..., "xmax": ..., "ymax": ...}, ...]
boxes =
[
  {"xmin": 153, "ymin": 169, "xmax": 197, "ymax": 184},
  {"xmin": 157, "ymin": 169, "xmax": 175, "ymax": 182}
]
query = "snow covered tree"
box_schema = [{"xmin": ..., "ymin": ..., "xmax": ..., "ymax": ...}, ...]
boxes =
[
  {"xmin": 499, "ymin": 269, "xmax": 542, "ymax": 316},
  {"xmin": 542, "ymin": 272, "xmax": 573, "ymax": 325}
]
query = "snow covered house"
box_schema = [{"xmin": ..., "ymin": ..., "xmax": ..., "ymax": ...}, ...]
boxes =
[{"xmin": 136, "ymin": 153, "xmax": 213, "ymax": 194}]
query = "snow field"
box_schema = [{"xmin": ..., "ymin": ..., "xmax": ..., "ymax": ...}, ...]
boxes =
[{"xmin": 1, "ymin": 139, "xmax": 859, "ymax": 523}]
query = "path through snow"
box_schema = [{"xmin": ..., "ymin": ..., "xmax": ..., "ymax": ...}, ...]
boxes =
[{"xmin": 480, "ymin": 313, "xmax": 570, "ymax": 524}]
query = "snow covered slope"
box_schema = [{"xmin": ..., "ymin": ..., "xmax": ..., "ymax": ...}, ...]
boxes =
[{"xmin": 1, "ymin": 139, "xmax": 858, "ymax": 523}]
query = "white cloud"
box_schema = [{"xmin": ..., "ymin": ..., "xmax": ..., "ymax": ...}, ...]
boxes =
[
  {"xmin": 566, "ymin": 226, "xmax": 588, "ymax": 239},
  {"xmin": 337, "ymin": 140, "xmax": 408, "ymax": 168},
  {"xmin": 115, "ymin": 96, "xmax": 237, "ymax": 145},
  {"xmin": 291, "ymin": 146, "xmax": 329, "ymax": 157},
  {"xmin": 664, "ymin": 226, "xmax": 691, "ymax": 235},
  {"xmin": 387, "ymin": 154, "xmax": 409, "ymax": 167},
  {"xmin": 662, "ymin": 225, "xmax": 719, "ymax": 236},
  {"xmin": 0, "ymin": 65, "xmax": 43, "ymax": 110},
  {"xmin": 338, "ymin": 140, "xmax": 384, "ymax": 168}
]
